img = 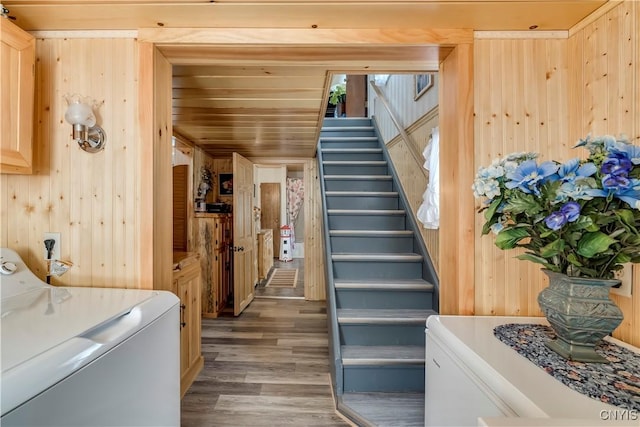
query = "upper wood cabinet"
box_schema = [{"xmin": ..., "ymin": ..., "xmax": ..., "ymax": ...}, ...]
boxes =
[{"xmin": 1, "ymin": 19, "xmax": 35, "ymax": 174}]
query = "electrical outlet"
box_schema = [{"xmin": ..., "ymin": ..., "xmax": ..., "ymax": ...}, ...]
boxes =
[
  {"xmin": 611, "ymin": 264, "xmax": 633, "ymax": 298},
  {"xmin": 43, "ymin": 232, "xmax": 61, "ymax": 261}
]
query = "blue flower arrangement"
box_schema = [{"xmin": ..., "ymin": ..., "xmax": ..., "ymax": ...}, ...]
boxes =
[{"xmin": 473, "ymin": 135, "xmax": 640, "ymax": 279}]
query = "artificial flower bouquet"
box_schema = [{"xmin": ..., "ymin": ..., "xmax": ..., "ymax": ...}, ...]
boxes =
[{"xmin": 472, "ymin": 135, "xmax": 640, "ymax": 279}]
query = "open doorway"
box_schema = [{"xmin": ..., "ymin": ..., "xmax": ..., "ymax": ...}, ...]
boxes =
[{"xmin": 254, "ymin": 163, "xmax": 305, "ymax": 299}]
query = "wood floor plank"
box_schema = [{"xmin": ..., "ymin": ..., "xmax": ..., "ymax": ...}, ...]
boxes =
[
  {"xmin": 181, "ymin": 298, "xmax": 350, "ymax": 427},
  {"xmin": 215, "ymin": 395, "xmax": 336, "ymax": 413},
  {"xmin": 341, "ymin": 392, "xmax": 425, "ymax": 427},
  {"xmin": 200, "ymin": 410, "xmax": 348, "ymax": 427},
  {"xmin": 260, "ymin": 383, "xmax": 336, "ymax": 398}
]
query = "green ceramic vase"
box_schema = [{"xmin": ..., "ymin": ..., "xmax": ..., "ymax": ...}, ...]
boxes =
[{"xmin": 537, "ymin": 270, "xmax": 624, "ymax": 363}]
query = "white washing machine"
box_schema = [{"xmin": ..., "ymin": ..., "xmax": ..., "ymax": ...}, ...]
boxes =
[{"xmin": 0, "ymin": 248, "xmax": 181, "ymax": 426}]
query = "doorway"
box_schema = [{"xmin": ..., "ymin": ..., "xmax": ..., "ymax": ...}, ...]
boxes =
[
  {"xmin": 260, "ymin": 182, "xmax": 281, "ymax": 257},
  {"xmin": 140, "ymin": 35, "xmax": 474, "ymax": 308}
]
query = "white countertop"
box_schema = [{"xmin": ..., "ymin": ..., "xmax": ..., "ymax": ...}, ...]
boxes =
[{"xmin": 426, "ymin": 315, "xmax": 639, "ymax": 421}]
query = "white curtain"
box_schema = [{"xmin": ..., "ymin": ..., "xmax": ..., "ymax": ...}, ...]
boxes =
[
  {"xmin": 286, "ymin": 178, "xmax": 304, "ymax": 246},
  {"xmin": 417, "ymin": 127, "xmax": 440, "ymax": 229}
]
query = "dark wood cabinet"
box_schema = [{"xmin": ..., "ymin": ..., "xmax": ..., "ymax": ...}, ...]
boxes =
[{"xmin": 193, "ymin": 213, "xmax": 233, "ymax": 317}]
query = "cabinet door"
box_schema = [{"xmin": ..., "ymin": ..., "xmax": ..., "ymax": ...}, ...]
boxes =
[
  {"xmin": 1, "ymin": 19, "xmax": 35, "ymax": 174},
  {"xmin": 265, "ymin": 231, "xmax": 273, "ymax": 271},
  {"xmin": 177, "ymin": 279, "xmax": 189, "ymax": 375},
  {"xmin": 425, "ymin": 334, "xmax": 512, "ymax": 426},
  {"xmin": 178, "ymin": 268, "xmax": 202, "ymax": 375},
  {"xmin": 195, "ymin": 218, "xmax": 218, "ymax": 317}
]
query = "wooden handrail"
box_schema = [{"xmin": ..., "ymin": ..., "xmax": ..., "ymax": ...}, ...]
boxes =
[{"xmin": 369, "ymin": 80, "xmax": 427, "ymax": 177}]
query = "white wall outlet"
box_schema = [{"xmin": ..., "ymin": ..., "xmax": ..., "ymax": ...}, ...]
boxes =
[
  {"xmin": 43, "ymin": 232, "xmax": 61, "ymax": 261},
  {"xmin": 611, "ymin": 264, "xmax": 633, "ymax": 298}
]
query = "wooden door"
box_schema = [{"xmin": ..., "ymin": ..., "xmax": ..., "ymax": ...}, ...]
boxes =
[
  {"xmin": 260, "ymin": 182, "xmax": 281, "ymax": 258},
  {"xmin": 232, "ymin": 153, "xmax": 255, "ymax": 316},
  {"xmin": 346, "ymin": 74, "xmax": 367, "ymax": 117}
]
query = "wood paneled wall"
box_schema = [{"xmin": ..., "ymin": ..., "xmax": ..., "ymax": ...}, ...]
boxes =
[
  {"xmin": 370, "ymin": 74, "xmax": 439, "ymax": 144},
  {"xmin": 439, "ymin": 42, "xmax": 476, "ymax": 316},
  {"xmin": 1, "ymin": 37, "xmax": 140, "ymax": 288},
  {"xmin": 386, "ymin": 108, "xmax": 440, "ymax": 273},
  {"xmin": 139, "ymin": 42, "xmax": 173, "ymax": 291},
  {"xmin": 569, "ymin": 0, "xmax": 639, "ymax": 345},
  {"xmin": 472, "ymin": 1, "xmax": 639, "ymax": 346},
  {"xmin": 474, "ymin": 36, "xmax": 569, "ymax": 318},
  {"xmin": 303, "ymin": 158, "xmax": 326, "ymax": 301}
]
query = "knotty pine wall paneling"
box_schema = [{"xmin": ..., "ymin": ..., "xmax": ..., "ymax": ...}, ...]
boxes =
[
  {"xmin": 474, "ymin": 36, "xmax": 569, "ymax": 318},
  {"xmin": 303, "ymin": 158, "xmax": 326, "ymax": 301},
  {"xmin": 568, "ymin": 0, "xmax": 639, "ymax": 345},
  {"xmin": 1, "ymin": 36, "xmax": 139, "ymax": 288},
  {"xmin": 385, "ymin": 108, "xmax": 440, "ymax": 273},
  {"xmin": 439, "ymin": 42, "xmax": 475, "ymax": 316},
  {"xmin": 139, "ymin": 41, "xmax": 173, "ymax": 292}
]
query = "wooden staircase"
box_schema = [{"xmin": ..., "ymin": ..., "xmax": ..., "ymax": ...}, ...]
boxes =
[{"xmin": 318, "ymin": 118, "xmax": 439, "ymax": 426}]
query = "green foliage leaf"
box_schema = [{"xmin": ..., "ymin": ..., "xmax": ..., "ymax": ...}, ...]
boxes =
[
  {"xmin": 616, "ymin": 209, "xmax": 639, "ymax": 233},
  {"xmin": 494, "ymin": 227, "xmax": 530, "ymax": 250},
  {"xmin": 566, "ymin": 252, "xmax": 583, "ymax": 267},
  {"xmin": 570, "ymin": 215, "xmax": 595, "ymax": 231},
  {"xmin": 576, "ymin": 231, "xmax": 617, "ymax": 258},
  {"xmin": 484, "ymin": 197, "xmax": 503, "ymax": 222},
  {"xmin": 502, "ymin": 192, "xmax": 541, "ymax": 216},
  {"xmin": 613, "ymin": 253, "xmax": 632, "ymax": 264},
  {"xmin": 516, "ymin": 253, "xmax": 555, "ymax": 270},
  {"xmin": 539, "ymin": 239, "xmax": 565, "ymax": 258}
]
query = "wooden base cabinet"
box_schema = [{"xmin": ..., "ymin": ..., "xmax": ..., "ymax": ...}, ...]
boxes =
[
  {"xmin": 172, "ymin": 252, "xmax": 203, "ymax": 398},
  {"xmin": 257, "ymin": 229, "xmax": 274, "ymax": 280},
  {"xmin": 193, "ymin": 213, "xmax": 233, "ymax": 317}
]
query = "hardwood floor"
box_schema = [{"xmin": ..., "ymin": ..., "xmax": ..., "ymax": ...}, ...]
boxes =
[
  {"xmin": 181, "ymin": 297, "xmax": 352, "ymax": 426},
  {"xmin": 254, "ymin": 258, "xmax": 305, "ymax": 299}
]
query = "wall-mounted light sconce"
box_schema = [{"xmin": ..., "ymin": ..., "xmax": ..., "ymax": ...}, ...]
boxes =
[{"xmin": 64, "ymin": 94, "xmax": 106, "ymax": 153}]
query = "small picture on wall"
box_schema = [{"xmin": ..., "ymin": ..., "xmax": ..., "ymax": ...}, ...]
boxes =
[
  {"xmin": 219, "ymin": 173, "xmax": 233, "ymax": 195},
  {"xmin": 414, "ymin": 74, "xmax": 434, "ymax": 100}
]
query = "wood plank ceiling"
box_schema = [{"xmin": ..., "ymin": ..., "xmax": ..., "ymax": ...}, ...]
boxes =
[{"xmin": 4, "ymin": 0, "xmax": 609, "ymax": 159}]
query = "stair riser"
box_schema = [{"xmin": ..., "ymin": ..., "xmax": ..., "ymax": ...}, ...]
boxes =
[
  {"xmin": 320, "ymin": 140, "xmax": 380, "ymax": 149},
  {"xmin": 333, "ymin": 260, "xmax": 422, "ymax": 280},
  {"xmin": 326, "ymin": 196, "xmax": 399, "ymax": 210},
  {"xmin": 320, "ymin": 130, "xmax": 376, "ymax": 138},
  {"xmin": 343, "ymin": 366, "xmax": 425, "ymax": 393},
  {"xmin": 336, "ymin": 289, "xmax": 434, "ymax": 310},
  {"xmin": 330, "ymin": 235, "xmax": 413, "ymax": 253},
  {"xmin": 322, "ymin": 118, "xmax": 372, "ymax": 127},
  {"xmin": 321, "ymin": 152, "xmax": 383, "ymax": 161},
  {"xmin": 328, "ymin": 214, "xmax": 405, "ymax": 231},
  {"xmin": 339, "ymin": 324, "xmax": 426, "ymax": 346},
  {"xmin": 323, "ymin": 164, "xmax": 388, "ymax": 175},
  {"xmin": 324, "ymin": 179, "xmax": 393, "ymax": 192}
]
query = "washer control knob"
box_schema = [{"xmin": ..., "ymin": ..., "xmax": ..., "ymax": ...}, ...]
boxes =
[{"xmin": 0, "ymin": 261, "xmax": 17, "ymax": 275}]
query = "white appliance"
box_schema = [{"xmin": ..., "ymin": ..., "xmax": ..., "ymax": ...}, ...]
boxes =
[
  {"xmin": 1, "ymin": 248, "xmax": 181, "ymax": 426},
  {"xmin": 425, "ymin": 315, "xmax": 639, "ymax": 427}
]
